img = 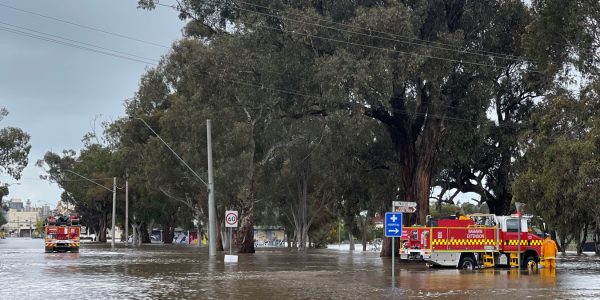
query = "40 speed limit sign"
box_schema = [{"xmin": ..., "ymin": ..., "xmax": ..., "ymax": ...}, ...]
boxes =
[{"xmin": 225, "ymin": 210, "xmax": 238, "ymax": 228}]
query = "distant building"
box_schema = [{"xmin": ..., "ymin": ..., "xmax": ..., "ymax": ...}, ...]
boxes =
[
  {"xmin": 7, "ymin": 198, "xmax": 24, "ymax": 211},
  {"xmin": 40, "ymin": 204, "xmax": 52, "ymax": 218},
  {"xmin": 0, "ymin": 199, "xmax": 58, "ymax": 236},
  {"xmin": 0, "ymin": 209, "xmax": 40, "ymax": 237}
]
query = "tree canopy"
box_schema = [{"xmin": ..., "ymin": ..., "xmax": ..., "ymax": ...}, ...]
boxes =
[
  {"xmin": 36, "ymin": 0, "xmax": 600, "ymax": 254},
  {"xmin": 1, "ymin": 107, "xmax": 31, "ymax": 226}
]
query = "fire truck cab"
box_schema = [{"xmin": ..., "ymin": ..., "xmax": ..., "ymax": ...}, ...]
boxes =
[
  {"xmin": 400, "ymin": 213, "xmax": 543, "ymax": 269},
  {"xmin": 44, "ymin": 214, "xmax": 81, "ymax": 253}
]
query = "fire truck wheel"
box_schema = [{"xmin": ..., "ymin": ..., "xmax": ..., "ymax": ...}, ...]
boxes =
[
  {"xmin": 523, "ymin": 256, "xmax": 538, "ymax": 270},
  {"xmin": 459, "ymin": 257, "xmax": 476, "ymax": 270}
]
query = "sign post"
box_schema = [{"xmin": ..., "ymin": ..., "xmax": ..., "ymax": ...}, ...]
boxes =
[
  {"xmin": 385, "ymin": 212, "xmax": 403, "ymax": 289},
  {"xmin": 225, "ymin": 210, "xmax": 238, "ymax": 263}
]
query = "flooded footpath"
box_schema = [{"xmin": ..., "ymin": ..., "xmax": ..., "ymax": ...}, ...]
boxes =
[{"xmin": 1, "ymin": 238, "xmax": 599, "ymax": 299}]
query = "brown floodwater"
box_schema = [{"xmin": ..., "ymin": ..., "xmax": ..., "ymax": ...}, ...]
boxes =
[{"xmin": 1, "ymin": 238, "xmax": 599, "ymax": 299}]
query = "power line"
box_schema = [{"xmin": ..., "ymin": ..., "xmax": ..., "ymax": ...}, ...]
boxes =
[
  {"xmin": 235, "ymin": 2, "xmax": 532, "ymax": 64},
  {"xmin": 0, "ymin": 25, "xmax": 158, "ymax": 65},
  {"xmin": 0, "ymin": 2, "xmax": 533, "ymax": 130},
  {"xmin": 1, "ymin": 24, "xmax": 521, "ymax": 131},
  {"xmin": 0, "ymin": 21, "xmax": 159, "ymax": 63},
  {"xmin": 0, "ymin": 1, "xmax": 170, "ymax": 49},
  {"xmin": 156, "ymin": 2, "xmax": 510, "ymax": 69},
  {"xmin": 251, "ymin": 22, "xmax": 507, "ymax": 70},
  {"xmin": 235, "ymin": 1, "xmax": 533, "ymax": 63}
]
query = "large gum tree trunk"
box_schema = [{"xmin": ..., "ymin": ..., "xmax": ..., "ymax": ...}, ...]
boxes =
[
  {"xmin": 140, "ymin": 222, "xmax": 151, "ymax": 243},
  {"xmin": 294, "ymin": 174, "xmax": 311, "ymax": 251},
  {"xmin": 237, "ymin": 117, "xmax": 257, "ymax": 254},
  {"xmin": 595, "ymin": 216, "xmax": 600, "ymax": 255},
  {"xmin": 485, "ymin": 143, "xmax": 513, "ymax": 215},
  {"xmin": 376, "ymin": 88, "xmax": 443, "ymax": 257},
  {"xmin": 413, "ymin": 117, "xmax": 441, "ymax": 225},
  {"xmin": 238, "ymin": 179, "xmax": 256, "ymax": 253},
  {"xmin": 98, "ymin": 212, "xmax": 107, "ymax": 242},
  {"xmin": 380, "ymin": 237, "xmax": 398, "ymax": 257}
]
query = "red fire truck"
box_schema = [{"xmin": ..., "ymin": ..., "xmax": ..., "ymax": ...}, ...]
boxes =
[
  {"xmin": 399, "ymin": 213, "xmax": 543, "ymax": 269},
  {"xmin": 44, "ymin": 214, "xmax": 81, "ymax": 253}
]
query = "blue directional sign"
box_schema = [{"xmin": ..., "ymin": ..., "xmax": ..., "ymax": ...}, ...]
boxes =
[{"xmin": 385, "ymin": 212, "xmax": 403, "ymax": 237}]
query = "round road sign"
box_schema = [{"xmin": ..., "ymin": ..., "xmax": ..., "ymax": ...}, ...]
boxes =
[{"xmin": 225, "ymin": 210, "xmax": 238, "ymax": 227}]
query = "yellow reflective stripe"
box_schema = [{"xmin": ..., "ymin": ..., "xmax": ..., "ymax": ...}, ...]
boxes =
[
  {"xmin": 431, "ymin": 239, "xmax": 496, "ymax": 246},
  {"xmin": 504, "ymin": 240, "xmax": 540, "ymax": 246}
]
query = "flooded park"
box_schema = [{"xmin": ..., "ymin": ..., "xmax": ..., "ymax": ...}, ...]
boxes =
[{"xmin": 1, "ymin": 238, "xmax": 600, "ymax": 299}]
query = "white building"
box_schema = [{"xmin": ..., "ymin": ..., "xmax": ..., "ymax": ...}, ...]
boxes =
[
  {"xmin": 0, "ymin": 198, "xmax": 57, "ymax": 237},
  {"xmin": 1, "ymin": 209, "xmax": 40, "ymax": 237}
]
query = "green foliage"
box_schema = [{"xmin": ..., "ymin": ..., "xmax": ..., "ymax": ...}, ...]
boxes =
[
  {"xmin": 0, "ymin": 108, "xmax": 31, "ymax": 180},
  {"xmin": 513, "ymin": 82, "xmax": 600, "ymax": 246},
  {"xmin": 524, "ymin": 0, "xmax": 600, "ymax": 75},
  {"xmin": 1, "ymin": 107, "xmax": 31, "ymax": 223},
  {"xmin": 34, "ymin": 1, "xmax": 600, "ymax": 248},
  {"xmin": 37, "ymin": 144, "xmax": 118, "ymax": 242}
]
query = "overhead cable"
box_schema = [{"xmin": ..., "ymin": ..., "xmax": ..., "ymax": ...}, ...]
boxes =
[
  {"xmin": 0, "ymin": 1, "xmax": 170, "ymax": 49},
  {"xmin": 236, "ymin": 1, "xmax": 533, "ymax": 63}
]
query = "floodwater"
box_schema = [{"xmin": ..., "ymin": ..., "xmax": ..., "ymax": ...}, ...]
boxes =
[{"xmin": 1, "ymin": 239, "xmax": 599, "ymax": 300}]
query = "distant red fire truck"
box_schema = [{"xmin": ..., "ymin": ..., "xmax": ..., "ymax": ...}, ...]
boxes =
[
  {"xmin": 399, "ymin": 213, "xmax": 543, "ymax": 269},
  {"xmin": 44, "ymin": 214, "xmax": 81, "ymax": 253}
]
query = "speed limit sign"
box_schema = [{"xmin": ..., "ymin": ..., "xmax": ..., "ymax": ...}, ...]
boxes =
[{"xmin": 225, "ymin": 210, "xmax": 238, "ymax": 228}]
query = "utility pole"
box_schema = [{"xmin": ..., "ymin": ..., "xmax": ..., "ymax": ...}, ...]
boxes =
[
  {"xmin": 207, "ymin": 119, "xmax": 216, "ymax": 257},
  {"xmin": 112, "ymin": 177, "xmax": 116, "ymax": 248},
  {"xmin": 133, "ymin": 116, "xmax": 217, "ymax": 257},
  {"xmin": 125, "ymin": 178, "xmax": 129, "ymax": 246}
]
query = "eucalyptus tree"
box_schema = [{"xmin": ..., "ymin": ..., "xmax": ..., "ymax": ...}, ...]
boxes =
[
  {"xmin": 112, "ymin": 66, "xmax": 204, "ymax": 244},
  {"xmin": 0, "ymin": 107, "xmax": 31, "ymax": 214},
  {"xmin": 269, "ymin": 114, "xmax": 338, "ymax": 251},
  {"xmin": 510, "ymin": 0, "xmax": 600, "ymax": 253},
  {"xmin": 141, "ymin": 0, "xmax": 333, "ymax": 251},
  {"xmin": 135, "ymin": 1, "xmax": 600, "ymax": 258},
  {"xmin": 525, "ymin": 0, "xmax": 600, "ymax": 78},
  {"xmin": 513, "ymin": 85, "xmax": 600, "ymax": 253},
  {"xmin": 37, "ymin": 142, "xmax": 117, "ymax": 243},
  {"xmin": 332, "ymin": 114, "xmax": 398, "ymax": 251}
]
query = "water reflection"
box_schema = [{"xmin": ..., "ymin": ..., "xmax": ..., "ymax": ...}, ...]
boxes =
[{"xmin": 1, "ymin": 239, "xmax": 599, "ymax": 299}]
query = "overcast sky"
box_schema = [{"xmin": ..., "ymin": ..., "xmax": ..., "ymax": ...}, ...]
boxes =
[{"xmin": 1, "ymin": 0, "xmax": 184, "ymax": 207}]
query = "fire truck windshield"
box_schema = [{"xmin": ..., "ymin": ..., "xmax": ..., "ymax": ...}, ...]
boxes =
[{"xmin": 528, "ymin": 219, "xmax": 544, "ymax": 236}]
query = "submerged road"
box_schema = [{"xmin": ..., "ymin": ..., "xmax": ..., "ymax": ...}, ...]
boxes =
[{"xmin": 1, "ymin": 238, "xmax": 599, "ymax": 299}]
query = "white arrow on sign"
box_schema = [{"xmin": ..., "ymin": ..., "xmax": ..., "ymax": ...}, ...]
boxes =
[{"xmin": 387, "ymin": 228, "xmax": 400, "ymax": 234}]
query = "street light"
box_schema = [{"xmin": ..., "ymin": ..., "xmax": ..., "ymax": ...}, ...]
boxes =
[
  {"xmin": 66, "ymin": 170, "xmax": 117, "ymax": 248},
  {"xmin": 132, "ymin": 117, "xmax": 217, "ymax": 257}
]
